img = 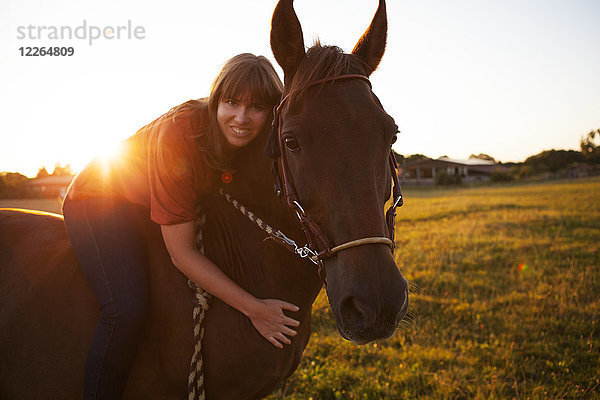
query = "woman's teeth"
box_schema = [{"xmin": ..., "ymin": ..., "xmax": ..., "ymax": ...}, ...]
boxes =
[{"xmin": 231, "ymin": 127, "xmax": 250, "ymax": 135}]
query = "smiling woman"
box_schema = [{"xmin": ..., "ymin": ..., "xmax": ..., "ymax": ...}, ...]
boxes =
[{"xmin": 57, "ymin": 53, "xmax": 288, "ymax": 400}]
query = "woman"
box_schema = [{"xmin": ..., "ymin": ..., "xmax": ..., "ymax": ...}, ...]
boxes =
[{"xmin": 62, "ymin": 53, "xmax": 298, "ymax": 400}]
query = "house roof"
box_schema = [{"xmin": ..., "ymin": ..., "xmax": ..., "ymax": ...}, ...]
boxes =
[
  {"xmin": 402, "ymin": 157, "xmax": 507, "ymax": 174},
  {"xmin": 437, "ymin": 156, "xmax": 495, "ymax": 166},
  {"xmin": 404, "ymin": 157, "xmax": 495, "ymax": 168}
]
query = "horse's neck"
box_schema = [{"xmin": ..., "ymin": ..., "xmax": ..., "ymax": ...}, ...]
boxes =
[
  {"xmin": 224, "ymin": 134, "xmax": 299, "ymax": 237},
  {"xmin": 204, "ymin": 136, "xmax": 321, "ymax": 297}
]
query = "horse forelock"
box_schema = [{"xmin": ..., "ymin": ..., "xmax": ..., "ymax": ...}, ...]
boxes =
[{"xmin": 284, "ymin": 44, "xmax": 368, "ymax": 111}]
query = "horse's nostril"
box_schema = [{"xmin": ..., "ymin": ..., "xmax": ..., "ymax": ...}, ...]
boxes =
[{"xmin": 340, "ymin": 296, "xmax": 375, "ymax": 330}]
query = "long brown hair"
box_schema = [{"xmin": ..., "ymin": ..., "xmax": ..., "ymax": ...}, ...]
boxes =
[{"xmin": 171, "ymin": 53, "xmax": 283, "ymax": 171}]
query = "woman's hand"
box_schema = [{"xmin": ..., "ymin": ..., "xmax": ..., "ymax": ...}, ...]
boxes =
[{"xmin": 247, "ymin": 299, "xmax": 300, "ymax": 349}]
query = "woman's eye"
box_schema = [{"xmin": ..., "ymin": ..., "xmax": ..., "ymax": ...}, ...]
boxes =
[
  {"xmin": 284, "ymin": 137, "xmax": 301, "ymax": 152},
  {"xmin": 226, "ymin": 100, "xmax": 237, "ymax": 106}
]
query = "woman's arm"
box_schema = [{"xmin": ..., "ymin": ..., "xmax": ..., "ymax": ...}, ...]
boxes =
[{"xmin": 161, "ymin": 221, "xmax": 300, "ymax": 348}]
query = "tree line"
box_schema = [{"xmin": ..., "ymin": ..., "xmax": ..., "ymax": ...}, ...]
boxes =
[
  {"xmin": 394, "ymin": 128, "xmax": 600, "ymax": 184},
  {"xmin": 0, "ymin": 163, "xmax": 74, "ymax": 199}
]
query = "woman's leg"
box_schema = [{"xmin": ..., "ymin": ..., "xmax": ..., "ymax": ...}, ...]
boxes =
[{"xmin": 63, "ymin": 197, "xmax": 150, "ymax": 400}]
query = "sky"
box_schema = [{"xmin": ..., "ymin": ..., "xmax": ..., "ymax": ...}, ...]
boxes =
[{"xmin": 1, "ymin": 0, "xmax": 599, "ymax": 177}]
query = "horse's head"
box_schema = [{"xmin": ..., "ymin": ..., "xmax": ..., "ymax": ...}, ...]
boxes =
[{"xmin": 269, "ymin": 0, "xmax": 408, "ymax": 344}]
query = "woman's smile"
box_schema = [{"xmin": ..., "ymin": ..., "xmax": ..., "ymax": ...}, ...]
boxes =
[
  {"xmin": 217, "ymin": 95, "xmax": 270, "ymax": 148},
  {"xmin": 230, "ymin": 126, "xmax": 252, "ymax": 136}
]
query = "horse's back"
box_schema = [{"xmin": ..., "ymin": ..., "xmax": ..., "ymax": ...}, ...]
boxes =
[
  {"xmin": 0, "ymin": 208, "xmax": 96, "ymax": 399},
  {"xmin": 1, "ymin": 208, "xmax": 74, "ymax": 284}
]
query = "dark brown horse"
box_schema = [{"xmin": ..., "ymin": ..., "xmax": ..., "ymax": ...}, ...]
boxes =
[{"xmin": 0, "ymin": 0, "xmax": 408, "ymax": 398}]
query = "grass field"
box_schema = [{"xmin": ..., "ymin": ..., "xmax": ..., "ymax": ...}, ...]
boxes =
[
  {"xmin": 3, "ymin": 180, "xmax": 599, "ymax": 399},
  {"xmin": 0, "ymin": 198, "xmax": 64, "ymax": 214},
  {"xmin": 268, "ymin": 178, "xmax": 600, "ymax": 400}
]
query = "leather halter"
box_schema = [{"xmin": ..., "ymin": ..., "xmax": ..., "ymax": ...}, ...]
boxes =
[{"xmin": 271, "ymin": 73, "xmax": 403, "ymax": 278}]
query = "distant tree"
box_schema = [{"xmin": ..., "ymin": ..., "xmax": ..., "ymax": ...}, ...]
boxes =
[
  {"xmin": 513, "ymin": 164, "xmax": 534, "ymax": 179},
  {"xmin": 0, "ymin": 172, "xmax": 28, "ymax": 186},
  {"xmin": 392, "ymin": 150, "xmax": 405, "ymax": 164},
  {"xmin": 52, "ymin": 162, "xmax": 74, "ymax": 176},
  {"xmin": 490, "ymin": 170, "xmax": 513, "ymax": 182},
  {"xmin": 580, "ymin": 129, "xmax": 600, "ymax": 163},
  {"xmin": 523, "ymin": 150, "xmax": 584, "ymax": 173},
  {"xmin": 469, "ymin": 153, "xmax": 496, "ymax": 163},
  {"xmin": 406, "ymin": 154, "xmax": 429, "ymax": 163},
  {"xmin": 0, "ymin": 172, "xmax": 29, "ymax": 198},
  {"xmin": 36, "ymin": 167, "xmax": 50, "ymax": 178}
]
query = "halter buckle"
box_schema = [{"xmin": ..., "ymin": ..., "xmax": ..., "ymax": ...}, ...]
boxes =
[{"xmin": 273, "ymin": 230, "xmax": 320, "ymax": 266}]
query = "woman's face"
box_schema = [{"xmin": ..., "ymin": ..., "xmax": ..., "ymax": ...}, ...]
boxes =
[{"xmin": 217, "ymin": 94, "xmax": 271, "ymax": 148}]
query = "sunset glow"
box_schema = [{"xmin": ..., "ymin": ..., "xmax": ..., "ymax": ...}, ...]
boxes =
[{"xmin": 2, "ymin": 0, "xmax": 599, "ymax": 176}]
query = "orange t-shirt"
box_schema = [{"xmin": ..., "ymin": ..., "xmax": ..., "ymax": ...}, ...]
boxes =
[{"xmin": 65, "ymin": 101, "xmax": 217, "ymax": 225}]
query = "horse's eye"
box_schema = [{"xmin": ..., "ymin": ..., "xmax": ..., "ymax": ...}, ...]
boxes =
[
  {"xmin": 284, "ymin": 137, "xmax": 301, "ymax": 152},
  {"xmin": 390, "ymin": 128, "xmax": 400, "ymax": 146}
]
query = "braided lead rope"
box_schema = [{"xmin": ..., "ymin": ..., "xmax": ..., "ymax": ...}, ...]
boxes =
[
  {"xmin": 217, "ymin": 188, "xmax": 278, "ymax": 236},
  {"xmin": 188, "ymin": 212, "xmax": 211, "ymax": 400}
]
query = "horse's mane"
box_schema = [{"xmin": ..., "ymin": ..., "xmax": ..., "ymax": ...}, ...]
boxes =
[{"xmin": 285, "ymin": 43, "xmax": 368, "ymax": 110}]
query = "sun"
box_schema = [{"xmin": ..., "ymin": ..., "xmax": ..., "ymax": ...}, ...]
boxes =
[
  {"xmin": 93, "ymin": 139, "xmax": 124, "ymax": 178},
  {"xmin": 96, "ymin": 140, "xmax": 123, "ymax": 162}
]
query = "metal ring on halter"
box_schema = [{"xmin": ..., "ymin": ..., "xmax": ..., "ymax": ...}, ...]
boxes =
[
  {"xmin": 393, "ymin": 195, "xmax": 403, "ymax": 208},
  {"xmin": 297, "ymin": 246, "xmax": 321, "ymax": 265},
  {"xmin": 292, "ymin": 200, "xmax": 306, "ymax": 220}
]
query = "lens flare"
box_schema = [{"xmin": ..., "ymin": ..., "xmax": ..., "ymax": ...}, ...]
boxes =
[
  {"xmin": 221, "ymin": 171, "xmax": 233, "ymax": 184},
  {"xmin": 518, "ymin": 262, "xmax": 528, "ymax": 271}
]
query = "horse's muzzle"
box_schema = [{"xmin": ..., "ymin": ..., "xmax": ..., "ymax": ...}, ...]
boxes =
[{"xmin": 333, "ymin": 273, "xmax": 409, "ymax": 344}]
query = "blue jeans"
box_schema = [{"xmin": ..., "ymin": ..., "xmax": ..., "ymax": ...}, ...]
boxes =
[{"xmin": 63, "ymin": 197, "xmax": 150, "ymax": 400}]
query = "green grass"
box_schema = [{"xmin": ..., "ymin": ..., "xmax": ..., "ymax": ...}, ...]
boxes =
[
  {"xmin": 4, "ymin": 180, "xmax": 600, "ymax": 399},
  {"xmin": 268, "ymin": 178, "xmax": 600, "ymax": 400}
]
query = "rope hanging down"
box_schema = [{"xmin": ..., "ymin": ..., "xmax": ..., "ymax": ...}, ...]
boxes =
[
  {"xmin": 188, "ymin": 212, "xmax": 211, "ymax": 400},
  {"xmin": 186, "ymin": 190, "xmax": 294, "ymax": 400}
]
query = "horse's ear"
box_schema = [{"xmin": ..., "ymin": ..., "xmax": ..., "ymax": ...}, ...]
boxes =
[
  {"xmin": 271, "ymin": 0, "xmax": 305, "ymax": 85},
  {"xmin": 351, "ymin": 0, "xmax": 387, "ymax": 76}
]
